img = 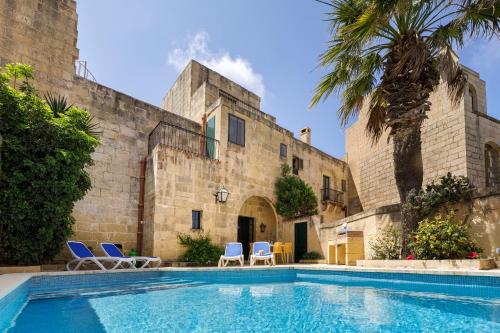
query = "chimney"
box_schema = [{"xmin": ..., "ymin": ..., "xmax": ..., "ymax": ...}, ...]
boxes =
[{"xmin": 300, "ymin": 127, "xmax": 311, "ymax": 145}]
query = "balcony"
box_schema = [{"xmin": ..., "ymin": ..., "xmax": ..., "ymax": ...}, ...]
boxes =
[
  {"xmin": 148, "ymin": 121, "xmax": 219, "ymax": 160},
  {"xmin": 321, "ymin": 188, "xmax": 345, "ymax": 205}
]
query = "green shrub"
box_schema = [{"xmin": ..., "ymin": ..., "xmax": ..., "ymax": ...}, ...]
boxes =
[
  {"xmin": 403, "ymin": 173, "xmax": 474, "ymax": 220},
  {"xmin": 177, "ymin": 233, "xmax": 224, "ymax": 264},
  {"xmin": 369, "ymin": 226, "xmax": 402, "ymax": 260},
  {"xmin": 0, "ymin": 64, "xmax": 99, "ymax": 265},
  {"xmin": 275, "ymin": 164, "xmax": 318, "ymax": 219},
  {"xmin": 408, "ymin": 213, "xmax": 481, "ymax": 260},
  {"xmin": 301, "ymin": 251, "xmax": 323, "ymax": 260}
]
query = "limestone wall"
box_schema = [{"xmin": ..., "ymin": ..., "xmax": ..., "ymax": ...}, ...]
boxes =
[
  {"xmin": 467, "ymin": 193, "xmax": 500, "ymax": 258},
  {"xmin": 319, "ymin": 205, "xmax": 401, "ymax": 260},
  {"xmin": 61, "ymin": 78, "xmax": 201, "ymax": 257},
  {"xmin": 321, "ymin": 193, "xmax": 500, "ymax": 260},
  {"xmin": 162, "ymin": 60, "xmax": 264, "ymax": 124},
  {"xmin": 145, "ymin": 96, "xmax": 348, "ymax": 260},
  {"xmin": 0, "ymin": 0, "xmax": 78, "ymax": 94},
  {"xmin": 345, "ymin": 68, "xmax": 498, "ymax": 212}
]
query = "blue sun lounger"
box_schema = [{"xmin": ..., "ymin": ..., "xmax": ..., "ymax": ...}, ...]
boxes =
[
  {"xmin": 100, "ymin": 243, "xmax": 162, "ymax": 268},
  {"xmin": 66, "ymin": 241, "xmax": 135, "ymax": 271}
]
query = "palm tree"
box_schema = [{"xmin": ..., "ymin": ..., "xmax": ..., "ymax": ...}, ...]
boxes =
[{"xmin": 312, "ymin": 0, "xmax": 499, "ymax": 255}]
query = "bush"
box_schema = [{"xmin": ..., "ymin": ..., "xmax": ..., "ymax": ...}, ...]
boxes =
[
  {"xmin": 301, "ymin": 251, "xmax": 323, "ymax": 260},
  {"xmin": 0, "ymin": 64, "xmax": 99, "ymax": 265},
  {"xmin": 275, "ymin": 164, "xmax": 318, "ymax": 219},
  {"xmin": 369, "ymin": 226, "xmax": 402, "ymax": 260},
  {"xmin": 177, "ymin": 233, "xmax": 224, "ymax": 264},
  {"xmin": 403, "ymin": 173, "xmax": 474, "ymax": 220},
  {"xmin": 408, "ymin": 213, "xmax": 481, "ymax": 260}
]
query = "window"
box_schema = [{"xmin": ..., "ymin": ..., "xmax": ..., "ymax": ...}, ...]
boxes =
[
  {"xmin": 280, "ymin": 143, "xmax": 287, "ymax": 158},
  {"xmin": 206, "ymin": 116, "xmax": 216, "ymax": 159},
  {"xmin": 192, "ymin": 210, "xmax": 202, "ymax": 230},
  {"xmin": 468, "ymin": 84, "xmax": 478, "ymax": 112},
  {"xmin": 292, "ymin": 156, "xmax": 303, "ymax": 175},
  {"xmin": 228, "ymin": 114, "xmax": 245, "ymax": 146},
  {"xmin": 323, "ymin": 175, "xmax": 330, "ymax": 189},
  {"xmin": 322, "ymin": 175, "xmax": 331, "ymax": 201},
  {"xmin": 341, "ymin": 179, "xmax": 347, "ymax": 192},
  {"xmin": 485, "ymin": 143, "xmax": 500, "ymax": 188}
]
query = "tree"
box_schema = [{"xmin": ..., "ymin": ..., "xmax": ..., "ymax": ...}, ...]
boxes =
[
  {"xmin": 0, "ymin": 64, "xmax": 100, "ymax": 265},
  {"xmin": 311, "ymin": 0, "xmax": 499, "ymax": 255},
  {"xmin": 275, "ymin": 164, "xmax": 319, "ymax": 219}
]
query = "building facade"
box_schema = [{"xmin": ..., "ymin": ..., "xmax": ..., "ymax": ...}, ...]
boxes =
[{"xmin": 1, "ymin": 0, "xmax": 498, "ymax": 261}]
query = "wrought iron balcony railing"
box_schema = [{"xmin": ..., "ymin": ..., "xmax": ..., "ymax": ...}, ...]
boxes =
[
  {"xmin": 148, "ymin": 121, "xmax": 219, "ymax": 160},
  {"xmin": 320, "ymin": 188, "xmax": 345, "ymax": 205}
]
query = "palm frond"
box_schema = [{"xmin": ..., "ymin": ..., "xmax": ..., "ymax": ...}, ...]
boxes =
[{"xmin": 81, "ymin": 113, "xmax": 103, "ymax": 139}]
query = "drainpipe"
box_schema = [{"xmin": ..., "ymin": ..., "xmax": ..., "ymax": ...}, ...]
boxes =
[{"xmin": 137, "ymin": 156, "xmax": 147, "ymax": 255}]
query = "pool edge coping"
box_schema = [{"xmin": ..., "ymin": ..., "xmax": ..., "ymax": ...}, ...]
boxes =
[{"xmin": 1, "ymin": 264, "xmax": 499, "ymax": 301}]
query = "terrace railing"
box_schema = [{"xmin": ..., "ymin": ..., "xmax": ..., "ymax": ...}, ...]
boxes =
[
  {"xmin": 321, "ymin": 188, "xmax": 345, "ymax": 205},
  {"xmin": 148, "ymin": 121, "xmax": 219, "ymax": 160}
]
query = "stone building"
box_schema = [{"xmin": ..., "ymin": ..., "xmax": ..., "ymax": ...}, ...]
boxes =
[
  {"xmin": 0, "ymin": 0, "xmax": 348, "ymax": 261},
  {"xmin": 1, "ymin": 0, "xmax": 498, "ymax": 261}
]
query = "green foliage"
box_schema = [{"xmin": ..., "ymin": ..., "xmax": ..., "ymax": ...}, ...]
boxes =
[
  {"xmin": 311, "ymin": 0, "xmax": 499, "ymax": 137},
  {"xmin": 0, "ymin": 64, "xmax": 100, "ymax": 265},
  {"xmin": 128, "ymin": 248, "xmax": 139, "ymax": 256},
  {"xmin": 177, "ymin": 233, "xmax": 224, "ymax": 264},
  {"xmin": 408, "ymin": 213, "xmax": 481, "ymax": 260},
  {"xmin": 275, "ymin": 163, "xmax": 319, "ymax": 219},
  {"xmin": 44, "ymin": 92, "xmax": 73, "ymax": 117},
  {"xmin": 403, "ymin": 173, "xmax": 474, "ymax": 220},
  {"xmin": 301, "ymin": 251, "xmax": 323, "ymax": 260},
  {"xmin": 369, "ymin": 225, "xmax": 402, "ymax": 260}
]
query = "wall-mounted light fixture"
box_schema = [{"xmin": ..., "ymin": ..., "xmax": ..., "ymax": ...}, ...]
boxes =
[
  {"xmin": 214, "ymin": 185, "xmax": 229, "ymax": 203},
  {"xmin": 259, "ymin": 222, "xmax": 267, "ymax": 233}
]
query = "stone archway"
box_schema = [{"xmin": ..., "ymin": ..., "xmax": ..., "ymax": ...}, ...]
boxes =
[{"xmin": 237, "ymin": 196, "xmax": 278, "ymax": 256}]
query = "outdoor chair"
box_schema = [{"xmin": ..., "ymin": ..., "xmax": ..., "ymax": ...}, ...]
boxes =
[
  {"xmin": 250, "ymin": 242, "xmax": 275, "ymax": 266},
  {"xmin": 218, "ymin": 242, "xmax": 244, "ymax": 267},
  {"xmin": 66, "ymin": 241, "xmax": 135, "ymax": 271},
  {"xmin": 100, "ymin": 243, "xmax": 162, "ymax": 269}
]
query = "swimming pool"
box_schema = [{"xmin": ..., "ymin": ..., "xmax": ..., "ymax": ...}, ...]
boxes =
[{"xmin": 1, "ymin": 268, "xmax": 499, "ymax": 332}]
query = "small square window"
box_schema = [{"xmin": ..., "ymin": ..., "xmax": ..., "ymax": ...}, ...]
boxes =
[
  {"xmin": 280, "ymin": 143, "xmax": 287, "ymax": 158},
  {"xmin": 192, "ymin": 210, "xmax": 202, "ymax": 229}
]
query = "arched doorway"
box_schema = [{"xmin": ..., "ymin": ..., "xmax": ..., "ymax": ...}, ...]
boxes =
[{"xmin": 238, "ymin": 196, "xmax": 277, "ymax": 258}]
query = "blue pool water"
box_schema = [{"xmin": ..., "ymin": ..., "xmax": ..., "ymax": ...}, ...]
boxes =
[{"xmin": 1, "ymin": 269, "xmax": 499, "ymax": 332}]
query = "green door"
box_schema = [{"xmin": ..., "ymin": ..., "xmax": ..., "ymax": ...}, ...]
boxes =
[{"xmin": 294, "ymin": 222, "xmax": 308, "ymax": 262}]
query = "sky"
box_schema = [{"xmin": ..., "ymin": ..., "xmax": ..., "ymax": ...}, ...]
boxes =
[{"xmin": 75, "ymin": 0, "xmax": 500, "ymax": 159}]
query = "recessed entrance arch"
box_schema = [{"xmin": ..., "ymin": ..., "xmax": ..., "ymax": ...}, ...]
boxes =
[{"xmin": 238, "ymin": 196, "xmax": 278, "ymax": 258}]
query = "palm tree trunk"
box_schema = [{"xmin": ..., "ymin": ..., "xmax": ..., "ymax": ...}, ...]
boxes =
[{"xmin": 393, "ymin": 128, "xmax": 423, "ymax": 255}]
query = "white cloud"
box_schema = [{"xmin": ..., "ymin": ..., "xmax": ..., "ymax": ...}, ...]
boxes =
[{"xmin": 167, "ymin": 31, "xmax": 265, "ymax": 98}]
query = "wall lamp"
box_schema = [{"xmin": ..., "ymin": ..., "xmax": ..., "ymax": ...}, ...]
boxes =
[{"xmin": 214, "ymin": 185, "xmax": 229, "ymax": 203}]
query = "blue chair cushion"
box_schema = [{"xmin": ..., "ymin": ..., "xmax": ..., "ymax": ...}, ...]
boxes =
[
  {"xmin": 68, "ymin": 241, "xmax": 94, "ymax": 258},
  {"xmin": 101, "ymin": 243, "xmax": 125, "ymax": 257}
]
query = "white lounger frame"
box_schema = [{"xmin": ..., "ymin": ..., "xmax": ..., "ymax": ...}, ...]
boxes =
[{"xmin": 99, "ymin": 243, "xmax": 162, "ymax": 269}]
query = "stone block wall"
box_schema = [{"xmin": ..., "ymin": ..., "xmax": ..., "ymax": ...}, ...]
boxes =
[
  {"xmin": 145, "ymin": 95, "xmax": 349, "ymax": 260},
  {"xmin": 62, "ymin": 78, "xmax": 201, "ymax": 257},
  {"xmin": 0, "ymin": 0, "xmax": 78, "ymax": 94},
  {"xmin": 320, "ymin": 192, "xmax": 499, "ymax": 260},
  {"xmin": 346, "ymin": 67, "xmax": 498, "ymax": 212}
]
